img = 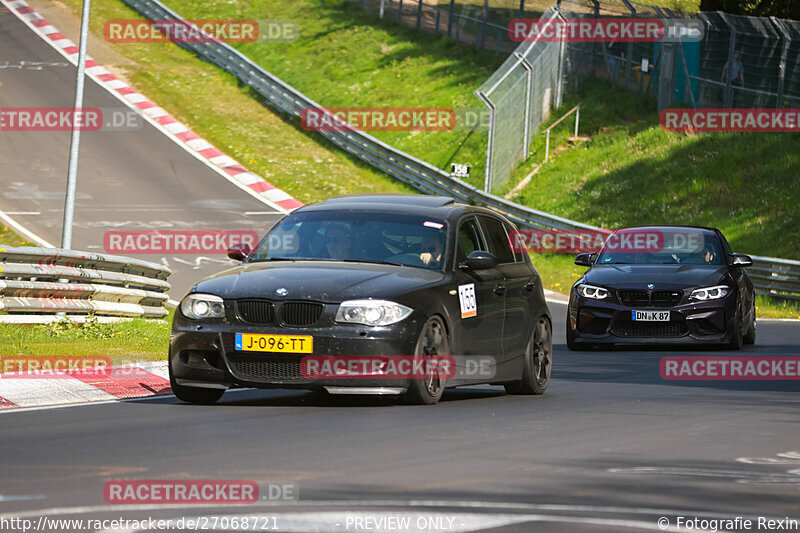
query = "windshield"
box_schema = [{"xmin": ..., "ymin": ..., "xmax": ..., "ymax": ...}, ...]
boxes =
[
  {"xmin": 596, "ymin": 229, "xmax": 725, "ymax": 265},
  {"xmin": 247, "ymin": 211, "xmax": 448, "ymax": 270}
]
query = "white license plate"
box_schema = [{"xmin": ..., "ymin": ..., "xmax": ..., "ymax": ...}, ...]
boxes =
[{"xmin": 632, "ymin": 310, "xmax": 670, "ymax": 321}]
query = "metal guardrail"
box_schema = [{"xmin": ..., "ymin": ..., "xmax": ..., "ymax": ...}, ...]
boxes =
[
  {"xmin": 120, "ymin": 0, "xmax": 800, "ymax": 300},
  {"xmin": 0, "ymin": 246, "xmax": 171, "ymax": 322},
  {"xmin": 747, "ymin": 256, "xmax": 800, "ymax": 301}
]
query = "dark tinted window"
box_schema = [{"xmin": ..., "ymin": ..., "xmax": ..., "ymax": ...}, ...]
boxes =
[
  {"xmin": 596, "ymin": 229, "xmax": 725, "ymax": 266},
  {"xmin": 479, "ymin": 216, "xmax": 515, "ymax": 264},
  {"xmin": 456, "ymin": 217, "xmax": 486, "ymax": 264},
  {"xmin": 247, "ymin": 211, "xmax": 447, "ymax": 270},
  {"xmin": 504, "ymin": 222, "xmax": 526, "ymax": 262}
]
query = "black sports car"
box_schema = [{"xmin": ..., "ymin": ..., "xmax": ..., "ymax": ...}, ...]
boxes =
[
  {"xmin": 566, "ymin": 226, "xmax": 756, "ymax": 350},
  {"xmin": 169, "ymin": 194, "xmax": 552, "ymax": 405}
]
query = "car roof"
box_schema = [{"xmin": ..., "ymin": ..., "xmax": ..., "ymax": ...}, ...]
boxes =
[
  {"xmin": 613, "ymin": 225, "xmax": 719, "ymax": 235},
  {"xmin": 293, "ymin": 194, "xmax": 505, "ymax": 222}
]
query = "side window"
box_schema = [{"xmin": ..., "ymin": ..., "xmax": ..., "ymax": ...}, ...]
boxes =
[
  {"xmin": 504, "ymin": 222, "xmax": 526, "ymax": 263},
  {"xmin": 479, "ymin": 216, "xmax": 515, "ymax": 264},
  {"xmin": 455, "ymin": 217, "xmax": 486, "ymax": 264}
]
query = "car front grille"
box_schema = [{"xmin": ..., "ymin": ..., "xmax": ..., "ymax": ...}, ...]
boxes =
[
  {"xmin": 280, "ymin": 302, "xmax": 324, "ymax": 327},
  {"xmin": 651, "ymin": 290, "xmax": 684, "ymax": 307},
  {"xmin": 233, "ymin": 299, "xmax": 325, "ymax": 327},
  {"xmin": 618, "ymin": 290, "xmax": 683, "ymax": 307},
  {"xmin": 236, "ymin": 300, "xmax": 275, "ymax": 325},
  {"xmin": 611, "ymin": 321, "xmax": 689, "ymax": 337},
  {"xmin": 618, "ymin": 290, "xmax": 650, "ymax": 307},
  {"xmin": 229, "ymin": 360, "xmax": 305, "ymax": 382}
]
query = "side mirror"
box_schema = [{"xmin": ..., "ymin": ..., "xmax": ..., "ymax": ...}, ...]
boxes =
[
  {"xmin": 459, "ymin": 250, "xmax": 498, "ymax": 271},
  {"xmin": 227, "ymin": 243, "xmax": 252, "ymax": 262},
  {"xmin": 730, "ymin": 253, "xmax": 753, "ymax": 267},
  {"xmin": 574, "ymin": 253, "xmax": 594, "ymax": 267}
]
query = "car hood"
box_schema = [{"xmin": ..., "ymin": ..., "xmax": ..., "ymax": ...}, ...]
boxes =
[
  {"xmin": 583, "ymin": 264, "xmax": 728, "ymax": 289},
  {"xmin": 191, "ymin": 261, "xmax": 444, "ymax": 302}
]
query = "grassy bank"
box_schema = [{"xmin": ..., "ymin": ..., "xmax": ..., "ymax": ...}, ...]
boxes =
[{"xmin": 0, "ymin": 314, "xmax": 172, "ymax": 365}]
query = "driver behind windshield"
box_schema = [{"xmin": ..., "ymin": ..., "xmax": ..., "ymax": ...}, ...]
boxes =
[
  {"xmin": 325, "ymin": 224, "xmax": 351, "ymax": 260},
  {"xmin": 419, "ymin": 230, "xmax": 444, "ymax": 267}
]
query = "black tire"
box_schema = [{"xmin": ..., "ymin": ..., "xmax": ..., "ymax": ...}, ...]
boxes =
[
  {"xmin": 727, "ymin": 309, "xmax": 744, "ymax": 350},
  {"xmin": 403, "ymin": 316, "xmax": 449, "ymax": 405},
  {"xmin": 169, "ymin": 361, "xmax": 224, "ymax": 405},
  {"xmin": 505, "ymin": 317, "xmax": 552, "ymax": 395},
  {"xmin": 743, "ymin": 300, "xmax": 756, "ymax": 345}
]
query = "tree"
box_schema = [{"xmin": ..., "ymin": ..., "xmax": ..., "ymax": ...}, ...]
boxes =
[{"xmin": 699, "ymin": 0, "xmax": 800, "ymax": 19}]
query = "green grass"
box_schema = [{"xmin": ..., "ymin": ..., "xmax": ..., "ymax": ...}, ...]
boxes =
[
  {"xmin": 38, "ymin": 0, "xmax": 414, "ymax": 203},
  {"xmin": 38, "ymin": 0, "xmax": 799, "ymax": 317},
  {"xmin": 149, "ymin": 0, "xmax": 503, "ymax": 183},
  {"xmin": 0, "ymin": 313, "xmax": 172, "ymax": 366},
  {"xmin": 0, "ymin": 225, "xmax": 34, "ymax": 247},
  {"xmin": 512, "ymin": 78, "xmax": 800, "ymax": 259}
]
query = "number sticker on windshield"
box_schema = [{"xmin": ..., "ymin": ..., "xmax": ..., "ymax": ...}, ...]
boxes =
[{"xmin": 458, "ymin": 283, "xmax": 477, "ymax": 319}]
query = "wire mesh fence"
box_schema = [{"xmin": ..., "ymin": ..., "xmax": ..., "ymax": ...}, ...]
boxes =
[{"xmin": 346, "ymin": 0, "xmax": 800, "ymax": 192}]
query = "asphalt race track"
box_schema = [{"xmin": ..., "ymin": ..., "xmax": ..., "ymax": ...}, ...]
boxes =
[
  {"xmin": 1, "ymin": 303, "xmax": 798, "ymax": 532},
  {"xmin": 0, "ymin": 5, "xmax": 285, "ymax": 298},
  {"xmin": 1, "ymin": 4, "xmax": 799, "ymax": 533}
]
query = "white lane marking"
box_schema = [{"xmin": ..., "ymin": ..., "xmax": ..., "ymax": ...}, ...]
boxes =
[
  {"xmin": 1, "ymin": 0, "xmax": 291, "ymax": 216},
  {"xmin": 737, "ymin": 451, "xmax": 800, "ymax": 464},
  {"xmin": 608, "ymin": 466, "xmax": 800, "ymax": 485},
  {"xmin": 0, "ymin": 208, "xmax": 54, "ymax": 247},
  {"xmin": 0, "ymin": 494, "xmax": 46, "ymax": 502},
  {"xmin": 545, "ymin": 298, "xmax": 567, "ymax": 305},
  {"xmin": 4, "ymin": 211, "xmax": 41, "ymax": 215}
]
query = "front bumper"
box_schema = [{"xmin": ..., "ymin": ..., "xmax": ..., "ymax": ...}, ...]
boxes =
[
  {"xmin": 170, "ymin": 310, "xmax": 425, "ymax": 391},
  {"xmin": 567, "ymin": 293, "xmax": 738, "ymax": 346}
]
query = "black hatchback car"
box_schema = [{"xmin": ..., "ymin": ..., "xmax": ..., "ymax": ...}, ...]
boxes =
[
  {"xmin": 170, "ymin": 195, "xmax": 552, "ymax": 405},
  {"xmin": 566, "ymin": 226, "xmax": 756, "ymax": 350}
]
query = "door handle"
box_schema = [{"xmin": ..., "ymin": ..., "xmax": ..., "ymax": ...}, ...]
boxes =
[
  {"xmin": 494, "ymin": 284, "xmax": 506, "ymax": 295},
  {"xmin": 524, "ymin": 280, "xmax": 536, "ymax": 292}
]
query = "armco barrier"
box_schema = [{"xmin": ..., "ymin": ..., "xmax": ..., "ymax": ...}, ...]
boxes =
[
  {"xmin": 119, "ymin": 0, "xmax": 800, "ymax": 300},
  {"xmin": 0, "ymin": 246, "xmax": 171, "ymax": 322}
]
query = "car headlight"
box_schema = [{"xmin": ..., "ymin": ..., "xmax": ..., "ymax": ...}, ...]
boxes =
[
  {"xmin": 180, "ymin": 293, "xmax": 225, "ymax": 319},
  {"xmin": 690, "ymin": 285, "xmax": 730, "ymax": 301},
  {"xmin": 577, "ymin": 284, "xmax": 610, "ymax": 300},
  {"xmin": 335, "ymin": 300, "xmax": 413, "ymax": 326}
]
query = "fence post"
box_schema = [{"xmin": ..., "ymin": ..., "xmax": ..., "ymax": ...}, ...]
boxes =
[
  {"xmin": 398, "ymin": 0, "xmax": 403, "ymax": 23},
  {"xmin": 447, "ymin": 0, "xmax": 455, "ymax": 36},
  {"xmin": 416, "ymin": 0, "xmax": 422, "ymax": 30},
  {"xmin": 772, "ymin": 17, "xmax": 790, "ymax": 108},
  {"xmin": 479, "ymin": 0, "xmax": 488, "ymax": 51},
  {"xmin": 379, "ymin": 0, "xmax": 385, "ymax": 18},
  {"xmin": 476, "ymin": 91, "xmax": 495, "ymax": 193},
  {"xmin": 574, "ymin": 105, "xmax": 580, "ymax": 139},
  {"xmin": 555, "ymin": 7, "xmax": 566, "ymax": 108},
  {"xmin": 516, "ymin": 52, "xmax": 534, "ymax": 159},
  {"xmin": 719, "ymin": 12, "xmax": 737, "ymax": 108}
]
